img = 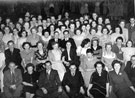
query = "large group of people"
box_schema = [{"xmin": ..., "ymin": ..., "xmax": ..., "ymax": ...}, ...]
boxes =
[{"xmin": 0, "ymin": 11, "xmax": 135, "ymax": 98}]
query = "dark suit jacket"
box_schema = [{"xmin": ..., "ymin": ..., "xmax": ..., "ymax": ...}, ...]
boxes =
[
  {"xmin": 47, "ymin": 39, "xmax": 62, "ymax": 50},
  {"xmin": 4, "ymin": 68, "xmax": 23, "ymax": 88},
  {"xmin": 62, "ymin": 48, "xmax": 80, "ymax": 67},
  {"xmin": 62, "ymin": 70, "xmax": 84, "ymax": 93},
  {"xmin": 61, "ymin": 38, "xmax": 77, "ymax": 49},
  {"xmin": 5, "ymin": 48, "xmax": 22, "ymax": 68},
  {"xmin": 125, "ymin": 61, "xmax": 135, "ymax": 87},
  {"xmin": 38, "ymin": 69, "xmax": 61, "ymax": 93}
]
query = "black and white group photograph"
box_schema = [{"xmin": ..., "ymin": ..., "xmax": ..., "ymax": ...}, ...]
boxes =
[{"xmin": 0, "ymin": 0, "xmax": 135, "ymax": 98}]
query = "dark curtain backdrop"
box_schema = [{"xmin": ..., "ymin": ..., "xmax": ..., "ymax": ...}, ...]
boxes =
[{"xmin": 0, "ymin": 0, "xmax": 133, "ymax": 22}]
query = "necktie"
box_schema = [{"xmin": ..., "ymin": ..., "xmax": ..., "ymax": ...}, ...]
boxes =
[
  {"xmin": 46, "ymin": 71, "xmax": 50, "ymax": 80},
  {"xmin": 11, "ymin": 72, "xmax": 16, "ymax": 84}
]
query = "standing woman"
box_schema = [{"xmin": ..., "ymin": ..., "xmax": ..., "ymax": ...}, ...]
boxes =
[
  {"xmin": 20, "ymin": 42, "xmax": 34, "ymax": 72},
  {"xmin": 48, "ymin": 42, "xmax": 66, "ymax": 81},
  {"xmin": 35, "ymin": 42, "xmax": 48, "ymax": 72},
  {"xmin": 17, "ymin": 30, "xmax": 27, "ymax": 50},
  {"xmin": 27, "ymin": 27, "xmax": 41, "ymax": 50},
  {"xmin": 23, "ymin": 63, "xmax": 38, "ymax": 98},
  {"xmin": 102, "ymin": 43, "xmax": 116, "ymax": 71},
  {"xmin": 2, "ymin": 26, "xmax": 13, "ymax": 47},
  {"xmin": 91, "ymin": 38, "xmax": 102, "ymax": 59},
  {"xmin": 87, "ymin": 61, "xmax": 109, "ymax": 98},
  {"xmin": 80, "ymin": 49, "xmax": 97, "ymax": 87},
  {"xmin": 109, "ymin": 60, "xmax": 135, "ymax": 98}
]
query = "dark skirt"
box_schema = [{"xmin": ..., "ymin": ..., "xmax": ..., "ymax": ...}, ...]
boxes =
[
  {"xmin": 23, "ymin": 85, "xmax": 38, "ymax": 94},
  {"xmin": 90, "ymin": 84, "xmax": 106, "ymax": 98}
]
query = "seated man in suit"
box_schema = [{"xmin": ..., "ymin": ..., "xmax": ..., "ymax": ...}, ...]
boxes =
[
  {"xmin": 3, "ymin": 62, "xmax": 23, "ymax": 98},
  {"xmin": 4, "ymin": 40, "xmax": 22, "ymax": 72},
  {"xmin": 36, "ymin": 60, "xmax": 68, "ymax": 98},
  {"xmin": 62, "ymin": 41, "xmax": 80, "ymax": 71},
  {"xmin": 62, "ymin": 64, "xmax": 85, "ymax": 98}
]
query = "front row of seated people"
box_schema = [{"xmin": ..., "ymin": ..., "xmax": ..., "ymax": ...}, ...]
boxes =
[{"xmin": 2, "ymin": 59, "xmax": 135, "ymax": 98}]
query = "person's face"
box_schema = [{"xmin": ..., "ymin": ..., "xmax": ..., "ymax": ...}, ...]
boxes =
[
  {"xmin": 92, "ymin": 21, "xmax": 97, "ymax": 27},
  {"xmin": 106, "ymin": 25, "xmax": 111, "ymax": 30},
  {"xmin": 87, "ymin": 52, "xmax": 92, "ymax": 58},
  {"xmin": 21, "ymin": 31, "xmax": 27, "ymax": 37},
  {"xmin": 18, "ymin": 18, "xmax": 23, "ymax": 24},
  {"xmin": 44, "ymin": 31, "xmax": 49, "ymax": 38},
  {"xmin": 38, "ymin": 26, "xmax": 43, "ymax": 32},
  {"xmin": 64, "ymin": 31, "xmax": 69, "ymax": 38},
  {"xmin": 115, "ymin": 27, "xmax": 120, "ymax": 33},
  {"xmin": 66, "ymin": 42, "xmax": 71, "ymax": 49},
  {"xmin": 50, "ymin": 25, "xmax": 55, "ymax": 31},
  {"xmin": 24, "ymin": 44, "xmax": 30, "ymax": 50},
  {"xmin": 6, "ymin": 19, "xmax": 10, "ymax": 24},
  {"xmin": 92, "ymin": 13, "xmax": 97, "ymax": 20},
  {"xmin": 32, "ymin": 28, "xmax": 37, "ymax": 34},
  {"xmin": 119, "ymin": 21, "xmax": 125, "ymax": 28},
  {"xmin": 91, "ymin": 29, "xmax": 96, "ymax": 35},
  {"xmin": 76, "ymin": 21, "xmax": 80, "ymax": 27},
  {"xmin": 98, "ymin": 17, "xmax": 103, "ymax": 24},
  {"xmin": 96, "ymin": 64, "xmax": 102, "ymax": 73},
  {"xmin": 38, "ymin": 15, "xmax": 42, "ymax": 20},
  {"xmin": 8, "ymin": 42, "xmax": 14, "ymax": 49},
  {"xmin": 97, "ymin": 25, "xmax": 102, "ymax": 31},
  {"xmin": 27, "ymin": 66, "xmax": 33, "ymax": 73},
  {"xmin": 86, "ymin": 24, "xmax": 91, "ymax": 30},
  {"xmin": 80, "ymin": 17, "xmax": 84, "ymax": 23},
  {"xmin": 61, "ymin": 26, "xmax": 66, "ymax": 31},
  {"xmin": 13, "ymin": 29, "xmax": 18, "ymax": 35},
  {"xmin": 116, "ymin": 39, "xmax": 122, "ymax": 45},
  {"xmin": 46, "ymin": 62, "xmax": 52, "ymax": 71},
  {"xmin": 54, "ymin": 33, "xmax": 59, "ymax": 39},
  {"xmin": 65, "ymin": 20, "xmax": 69, "ymax": 26},
  {"xmin": 93, "ymin": 40, "xmax": 98, "ymax": 46},
  {"xmin": 65, "ymin": 12, "xmax": 69, "ymax": 18},
  {"xmin": 130, "ymin": 18, "xmax": 135, "ymax": 24},
  {"xmin": 81, "ymin": 25, "xmax": 86, "ymax": 31},
  {"xmin": 70, "ymin": 24, "xmax": 75, "ymax": 29},
  {"xmin": 102, "ymin": 28, "xmax": 108, "ymax": 34},
  {"xmin": 106, "ymin": 44, "xmax": 112, "ymax": 51},
  {"xmin": 24, "ymin": 22, "xmax": 30, "ymax": 29},
  {"xmin": 114, "ymin": 63, "xmax": 121, "ymax": 72},
  {"xmin": 9, "ymin": 63, "xmax": 16, "ymax": 71},
  {"xmin": 70, "ymin": 65, "xmax": 76, "ymax": 73},
  {"xmin": 105, "ymin": 18, "xmax": 110, "ymax": 24},
  {"xmin": 4, "ymin": 27, "xmax": 10, "ymax": 34},
  {"xmin": 37, "ymin": 43, "xmax": 43, "ymax": 50},
  {"xmin": 131, "ymin": 57, "xmax": 135, "ymax": 65},
  {"xmin": 127, "ymin": 41, "xmax": 132, "ymax": 47},
  {"xmin": 76, "ymin": 30, "xmax": 81, "ymax": 35},
  {"xmin": 53, "ymin": 43, "xmax": 59, "ymax": 49}
]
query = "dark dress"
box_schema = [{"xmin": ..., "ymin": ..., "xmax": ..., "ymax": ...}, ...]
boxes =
[
  {"xmin": 89, "ymin": 70, "xmax": 109, "ymax": 98},
  {"xmin": 35, "ymin": 49, "xmax": 48, "ymax": 72},
  {"xmin": 23, "ymin": 72, "xmax": 38, "ymax": 94},
  {"xmin": 109, "ymin": 70, "xmax": 135, "ymax": 98},
  {"xmin": 62, "ymin": 70, "xmax": 85, "ymax": 98}
]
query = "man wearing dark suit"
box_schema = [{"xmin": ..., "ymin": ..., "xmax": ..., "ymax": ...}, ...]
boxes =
[
  {"xmin": 62, "ymin": 65, "xmax": 85, "ymax": 98},
  {"xmin": 126, "ymin": 17, "xmax": 135, "ymax": 40},
  {"xmin": 47, "ymin": 31, "xmax": 62, "ymax": 50},
  {"xmin": 4, "ymin": 40, "xmax": 22, "ymax": 72},
  {"xmin": 3, "ymin": 62, "xmax": 23, "ymax": 98},
  {"xmin": 62, "ymin": 41, "xmax": 80, "ymax": 70},
  {"xmin": 61, "ymin": 30, "xmax": 77, "ymax": 50},
  {"xmin": 36, "ymin": 60, "xmax": 68, "ymax": 98},
  {"xmin": 125, "ymin": 55, "xmax": 135, "ymax": 87}
]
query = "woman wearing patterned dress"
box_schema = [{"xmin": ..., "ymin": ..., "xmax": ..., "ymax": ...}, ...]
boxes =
[{"xmin": 35, "ymin": 42, "xmax": 48, "ymax": 72}]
